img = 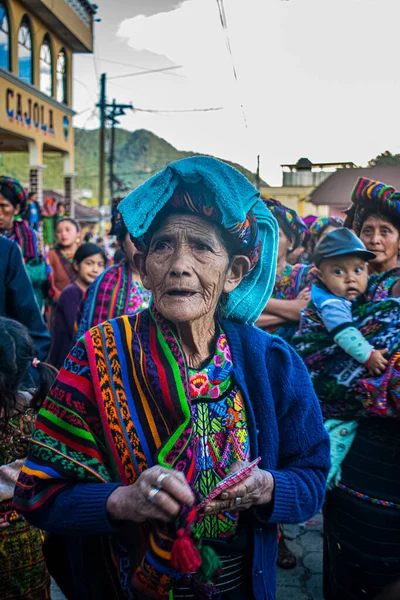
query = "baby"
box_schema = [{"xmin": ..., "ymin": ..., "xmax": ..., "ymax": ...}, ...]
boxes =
[{"xmin": 312, "ymin": 227, "xmax": 388, "ymax": 376}]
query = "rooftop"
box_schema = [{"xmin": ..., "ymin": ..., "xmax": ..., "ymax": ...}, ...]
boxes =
[
  {"xmin": 22, "ymin": 0, "xmax": 97, "ymax": 52},
  {"xmin": 308, "ymin": 166, "xmax": 400, "ymax": 206},
  {"xmin": 281, "ymin": 158, "xmax": 357, "ymax": 172}
]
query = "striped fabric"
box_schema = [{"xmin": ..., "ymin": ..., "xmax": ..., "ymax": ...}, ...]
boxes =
[
  {"xmin": 14, "ymin": 308, "xmax": 210, "ymax": 599},
  {"xmin": 1, "ymin": 219, "xmax": 45, "ymax": 262},
  {"xmin": 346, "ymin": 176, "xmax": 400, "ymax": 234},
  {"xmin": 76, "ymin": 261, "xmax": 150, "ymax": 339}
]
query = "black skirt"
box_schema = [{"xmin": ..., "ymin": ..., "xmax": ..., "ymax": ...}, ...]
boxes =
[{"xmin": 323, "ymin": 418, "xmax": 400, "ymax": 600}]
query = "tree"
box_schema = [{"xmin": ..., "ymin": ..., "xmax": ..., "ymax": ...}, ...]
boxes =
[{"xmin": 368, "ymin": 151, "xmax": 400, "ymax": 167}]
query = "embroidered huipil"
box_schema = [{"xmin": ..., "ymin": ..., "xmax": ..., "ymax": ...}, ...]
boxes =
[{"xmin": 189, "ymin": 332, "xmax": 250, "ymax": 540}]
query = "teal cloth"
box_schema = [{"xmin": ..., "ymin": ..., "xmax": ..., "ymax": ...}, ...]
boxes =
[
  {"xmin": 119, "ymin": 156, "xmax": 278, "ymax": 324},
  {"xmin": 325, "ymin": 419, "xmax": 358, "ymax": 490}
]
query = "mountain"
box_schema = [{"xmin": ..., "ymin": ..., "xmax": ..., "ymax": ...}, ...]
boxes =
[{"xmin": 0, "ymin": 128, "xmax": 266, "ymax": 202}]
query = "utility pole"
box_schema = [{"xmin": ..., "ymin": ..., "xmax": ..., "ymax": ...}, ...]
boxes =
[
  {"xmin": 97, "ymin": 75, "xmax": 132, "ymax": 226},
  {"xmin": 107, "ymin": 99, "xmax": 133, "ymax": 202},
  {"xmin": 109, "ymin": 99, "xmax": 116, "ymax": 203},
  {"xmin": 98, "ymin": 73, "xmax": 106, "ymax": 209}
]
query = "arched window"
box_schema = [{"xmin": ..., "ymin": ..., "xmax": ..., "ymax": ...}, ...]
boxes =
[
  {"xmin": 56, "ymin": 49, "xmax": 67, "ymax": 104},
  {"xmin": 18, "ymin": 16, "xmax": 32, "ymax": 84},
  {"xmin": 0, "ymin": 2, "xmax": 10, "ymax": 71},
  {"xmin": 40, "ymin": 35, "xmax": 52, "ymax": 95}
]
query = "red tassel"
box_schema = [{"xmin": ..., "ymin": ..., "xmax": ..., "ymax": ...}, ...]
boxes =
[{"xmin": 171, "ymin": 528, "xmax": 202, "ymax": 574}]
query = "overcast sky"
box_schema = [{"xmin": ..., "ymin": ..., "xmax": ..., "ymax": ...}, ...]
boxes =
[{"xmin": 73, "ymin": 0, "xmax": 400, "ymax": 185}]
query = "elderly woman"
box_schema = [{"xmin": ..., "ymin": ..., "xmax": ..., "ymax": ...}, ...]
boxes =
[
  {"xmin": 14, "ymin": 157, "xmax": 329, "ymax": 600},
  {"xmin": 257, "ymin": 199, "xmax": 315, "ymax": 341},
  {"xmin": 345, "ymin": 176, "xmax": 400, "ymax": 300}
]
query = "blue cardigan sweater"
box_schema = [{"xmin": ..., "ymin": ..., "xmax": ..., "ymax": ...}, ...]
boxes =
[{"xmin": 20, "ymin": 321, "xmax": 330, "ymax": 600}]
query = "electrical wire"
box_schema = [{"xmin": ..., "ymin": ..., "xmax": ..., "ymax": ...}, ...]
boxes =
[
  {"xmin": 215, "ymin": 0, "xmax": 247, "ymax": 129},
  {"xmin": 97, "ymin": 57, "xmax": 184, "ymax": 78},
  {"xmin": 133, "ymin": 107, "xmax": 223, "ymax": 113},
  {"xmin": 108, "ymin": 65, "xmax": 183, "ymax": 80}
]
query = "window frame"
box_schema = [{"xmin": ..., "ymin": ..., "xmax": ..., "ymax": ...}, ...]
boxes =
[
  {"xmin": 39, "ymin": 33, "xmax": 53, "ymax": 96},
  {"xmin": 56, "ymin": 48, "xmax": 68, "ymax": 105},
  {"xmin": 0, "ymin": 1, "xmax": 10, "ymax": 71},
  {"xmin": 18, "ymin": 14, "xmax": 33, "ymax": 85}
]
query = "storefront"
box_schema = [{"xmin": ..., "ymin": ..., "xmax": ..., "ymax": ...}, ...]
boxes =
[{"xmin": 0, "ymin": 0, "xmax": 95, "ymax": 213}]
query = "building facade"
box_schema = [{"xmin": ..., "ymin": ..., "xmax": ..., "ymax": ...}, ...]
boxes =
[
  {"xmin": 0, "ymin": 0, "xmax": 95, "ymax": 212},
  {"xmin": 260, "ymin": 158, "xmax": 356, "ymax": 218}
]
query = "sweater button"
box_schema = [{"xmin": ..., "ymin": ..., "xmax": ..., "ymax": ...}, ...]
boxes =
[{"xmin": 255, "ymin": 569, "xmax": 263, "ymax": 576}]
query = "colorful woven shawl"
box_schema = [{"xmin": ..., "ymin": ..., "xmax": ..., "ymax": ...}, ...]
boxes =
[
  {"xmin": 1, "ymin": 219, "xmax": 45, "ymax": 262},
  {"xmin": 15, "ymin": 308, "xmax": 225, "ymax": 598},
  {"xmin": 263, "ymin": 198, "xmax": 308, "ymax": 250},
  {"xmin": 76, "ymin": 261, "xmax": 150, "ymax": 339}
]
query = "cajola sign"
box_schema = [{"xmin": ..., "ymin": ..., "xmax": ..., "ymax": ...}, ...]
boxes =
[{"xmin": 6, "ymin": 87, "xmax": 55, "ymax": 135}]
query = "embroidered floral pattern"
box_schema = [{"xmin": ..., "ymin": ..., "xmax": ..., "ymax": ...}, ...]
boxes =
[{"xmin": 189, "ymin": 332, "xmax": 250, "ymax": 539}]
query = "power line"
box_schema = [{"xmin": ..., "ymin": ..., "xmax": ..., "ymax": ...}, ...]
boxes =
[
  {"xmin": 97, "ymin": 57, "xmax": 184, "ymax": 78},
  {"xmin": 134, "ymin": 106, "xmax": 224, "ymax": 113},
  {"xmin": 108, "ymin": 65, "xmax": 183, "ymax": 80},
  {"xmin": 215, "ymin": 0, "xmax": 247, "ymax": 129}
]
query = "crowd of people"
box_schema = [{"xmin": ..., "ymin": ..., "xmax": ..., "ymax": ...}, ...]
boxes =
[{"xmin": 0, "ymin": 160, "xmax": 399, "ymax": 600}]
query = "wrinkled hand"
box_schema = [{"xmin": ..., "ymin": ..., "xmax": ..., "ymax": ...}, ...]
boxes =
[
  {"xmin": 202, "ymin": 461, "xmax": 274, "ymax": 516},
  {"xmin": 106, "ymin": 466, "xmax": 194, "ymax": 524},
  {"xmin": 367, "ymin": 348, "xmax": 388, "ymax": 376}
]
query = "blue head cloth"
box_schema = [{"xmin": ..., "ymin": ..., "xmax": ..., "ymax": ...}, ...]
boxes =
[{"xmin": 119, "ymin": 156, "xmax": 278, "ymax": 325}]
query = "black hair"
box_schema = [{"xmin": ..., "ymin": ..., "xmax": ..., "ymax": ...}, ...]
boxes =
[
  {"xmin": 56, "ymin": 217, "xmax": 80, "ymax": 232},
  {"xmin": 276, "ymin": 217, "xmax": 296, "ymax": 247},
  {"xmin": 113, "ymin": 249, "xmax": 124, "ymax": 264},
  {"xmin": 1, "ymin": 184, "xmax": 20, "ymax": 208},
  {"xmin": 56, "ymin": 201, "xmax": 66, "ymax": 210},
  {"xmin": 0, "ymin": 317, "xmax": 58, "ymax": 429},
  {"xmin": 28, "ymin": 192, "xmax": 36, "ymax": 200},
  {"xmin": 117, "ymin": 220, "xmax": 128, "ymax": 244},
  {"xmin": 73, "ymin": 242, "xmax": 106, "ymax": 265}
]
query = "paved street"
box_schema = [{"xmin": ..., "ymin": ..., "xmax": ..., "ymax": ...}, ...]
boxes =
[
  {"xmin": 277, "ymin": 514, "xmax": 323, "ymax": 600},
  {"xmin": 51, "ymin": 514, "xmax": 324, "ymax": 600}
]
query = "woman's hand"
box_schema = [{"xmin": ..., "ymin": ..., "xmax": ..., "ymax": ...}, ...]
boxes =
[
  {"xmin": 256, "ymin": 314, "xmax": 286, "ymax": 329},
  {"xmin": 202, "ymin": 461, "xmax": 274, "ymax": 516},
  {"xmin": 106, "ymin": 466, "xmax": 195, "ymax": 524},
  {"xmin": 296, "ymin": 287, "xmax": 311, "ymax": 303}
]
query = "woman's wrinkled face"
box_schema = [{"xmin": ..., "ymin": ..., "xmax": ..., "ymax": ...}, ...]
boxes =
[
  {"xmin": 56, "ymin": 221, "xmax": 79, "ymax": 249},
  {"xmin": 0, "ymin": 194, "xmax": 18, "ymax": 231},
  {"xmin": 360, "ymin": 215, "xmax": 400, "ymax": 270},
  {"xmin": 140, "ymin": 213, "xmax": 244, "ymax": 323}
]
